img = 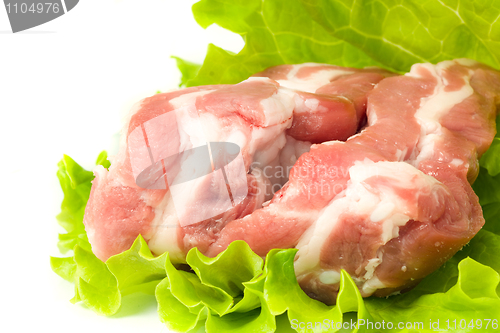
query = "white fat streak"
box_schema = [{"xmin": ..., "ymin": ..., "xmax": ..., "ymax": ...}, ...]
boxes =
[
  {"xmin": 259, "ymin": 85, "xmax": 295, "ymax": 126},
  {"xmin": 367, "ymin": 104, "xmax": 378, "ymax": 125},
  {"xmin": 169, "ymin": 89, "xmax": 213, "ymax": 109},
  {"xmin": 250, "ymin": 123, "xmax": 290, "ymax": 169},
  {"xmin": 294, "ymin": 159, "xmax": 441, "ymax": 282},
  {"xmin": 171, "ymin": 92, "xmax": 213, "ymax": 154},
  {"xmin": 279, "ymin": 135, "xmax": 312, "ymax": 184},
  {"xmin": 165, "ymin": 105, "xmax": 209, "ymax": 190},
  {"xmin": 198, "ymin": 112, "xmax": 248, "ymax": 148},
  {"xmin": 320, "ymin": 141, "xmax": 338, "ymax": 146},
  {"xmin": 292, "ymin": 91, "xmax": 340, "ymax": 115},
  {"xmin": 109, "ymin": 99, "xmax": 144, "ymax": 184},
  {"xmin": 251, "ymin": 135, "xmax": 311, "ymax": 197},
  {"xmin": 249, "ymin": 166, "xmax": 273, "ymax": 205},
  {"xmin": 408, "ymin": 61, "xmax": 474, "ymax": 166},
  {"xmin": 363, "ymin": 252, "xmax": 383, "ymax": 281},
  {"xmin": 455, "ymin": 58, "xmax": 480, "ymax": 67},
  {"xmin": 304, "ymin": 98, "xmax": 320, "ymax": 111},
  {"xmin": 451, "ymin": 158, "xmax": 464, "ymax": 166},
  {"xmin": 370, "ymin": 201, "xmax": 395, "ymax": 222},
  {"xmin": 169, "ymin": 170, "xmax": 234, "ymax": 227},
  {"xmin": 318, "ymin": 270, "xmax": 341, "ymax": 284},
  {"xmin": 361, "ymin": 276, "xmax": 387, "ymax": 296},
  {"xmin": 167, "ymin": 109, "xmax": 249, "ymax": 227},
  {"xmin": 145, "ymin": 191, "xmax": 185, "ymax": 263},
  {"xmin": 277, "ymin": 63, "xmax": 354, "ymax": 93}
]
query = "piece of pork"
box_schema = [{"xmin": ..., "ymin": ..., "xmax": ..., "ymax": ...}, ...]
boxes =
[
  {"xmin": 84, "ymin": 77, "xmax": 295, "ymax": 261},
  {"xmin": 254, "ymin": 63, "xmax": 395, "ymax": 142},
  {"xmin": 84, "ymin": 60, "xmax": 499, "ymax": 305},
  {"xmin": 84, "ymin": 65, "xmax": 387, "ymax": 262},
  {"xmin": 207, "ymin": 60, "xmax": 500, "ymax": 304}
]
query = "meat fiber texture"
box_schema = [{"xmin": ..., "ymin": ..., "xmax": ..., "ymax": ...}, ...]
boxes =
[{"xmin": 83, "ymin": 60, "xmax": 500, "ymax": 304}]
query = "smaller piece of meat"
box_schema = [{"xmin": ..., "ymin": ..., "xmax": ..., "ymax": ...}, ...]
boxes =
[{"xmin": 254, "ymin": 63, "xmax": 395, "ymax": 143}]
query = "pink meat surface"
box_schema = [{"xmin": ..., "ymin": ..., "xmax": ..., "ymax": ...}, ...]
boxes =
[
  {"xmin": 206, "ymin": 60, "xmax": 500, "ymax": 303},
  {"xmin": 254, "ymin": 63, "xmax": 395, "ymax": 143},
  {"xmin": 83, "ymin": 60, "xmax": 500, "ymax": 304},
  {"xmin": 292, "ymin": 60, "xmax": 499, "ymax": 303},
  {"xmin": 84, "ymin": 68, "xmax": 376, "ymax": 262},
  {"xmin": 85, "ymin": 77, "xmax": 296, "ymax": 261}
]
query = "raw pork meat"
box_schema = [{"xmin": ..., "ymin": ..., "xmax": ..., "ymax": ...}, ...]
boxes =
[
  {"xmin": 84, "ymin": 65, "xmax": 384, "ymax": 262},
  {"xmin": 254, "ymin": 63, "xmax": 395, "ymax": 143},
  {"xmin": 83, "ymin": 60, "xmax": 500, "ymax": 303}
]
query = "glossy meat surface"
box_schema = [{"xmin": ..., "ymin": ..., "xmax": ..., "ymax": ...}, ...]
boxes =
[{"xmin": 83, "ymin": 60, "xmax": 500, "ymax": 303}]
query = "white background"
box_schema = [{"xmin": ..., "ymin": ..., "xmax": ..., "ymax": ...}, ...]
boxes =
[{"xmin": 0, "ymin": 1, "xmax": 243, "ymax": 332}]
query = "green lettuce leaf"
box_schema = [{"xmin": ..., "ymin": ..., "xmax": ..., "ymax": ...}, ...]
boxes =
[
  {"xmin": 262, "ymin": 249, "xmax": 374, "ymax": 333},
  {"xmin": 362, "ymin": 229, "xmax": 500, "ymax": 332},
  {"xmin": 300, "ymin": 0, "xmax": 500, "ymax": 73},
  {"xmin": 474, "ymin": 167, "xmax": 500, "ymax": 206},
  {"xmin": 180, "ymin": 0, "xmax": 380, "ymax": 87},
  {"xmin": 55, "ymin": 151, "xmax": 110, "ymax": 253},
  {"xmin": 106, "ymin": 235, "xmax": 168, "ymax": 296},
  {"xmin": 157, "ymin": 241, "xmax": 273, "ymax": 333},
  {"xmin": 158, "ymin": 241, "xmax": 378, "ymax": 333},
  {"xmin": 50, "ymin": 256, "xmax": 76, "ymax": 282},
  {"xmin": 365, "ymin": 257, "xmax": 500, "ymax": 333},
  {"xmin": 172, "ymin": 56, "xmax": 202, "ymax": 87},
  {"xmin": 52, "ymin": 153, "xmax": 165, "ymax": 316},
  {"xmin": 72, "ymin": 244, "xmax": 121, "ymax": 315},
  {"xmin": 171, "ymin": 56, "xmax": 201, "ymax": 87},
  {"xmin": 52, "ymin": 152, "xmax": 119, "ymax": 315},
  {"xmin": 51, "ymin": 231, "xmax": 169, "ymax": 316},
  {"xmin": 474, "ymin": 115, "xmax": 500, "ymax": 235},
  {"xmin": 178, "ymin": 0, "xmax": 500, "ymax": 87},
  {"xmin": 482, "ymin": 202, "xmax": 500, "ymax": 235}
]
